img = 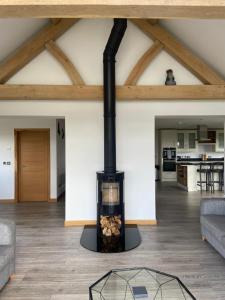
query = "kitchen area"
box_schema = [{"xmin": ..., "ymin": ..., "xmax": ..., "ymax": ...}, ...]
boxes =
[{"xmin": 155, "ymin": 116, "xmax": 225, "ymax": 193}]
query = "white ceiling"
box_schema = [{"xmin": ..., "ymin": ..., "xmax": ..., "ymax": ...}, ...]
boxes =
[
  {"xmin": 0, "ymin": 19, "xmax": 48, "ymax": 62},
  {"xmin": 155, "ymin": 116, "xmax": 225, "ymax": 129},
  {"xmin": 0, "ymin": 18, "xmax": 225, "ymax": 79},
  {"xmin": 161, "ymin": 19, "xmax": 225, "ymax": 79}
]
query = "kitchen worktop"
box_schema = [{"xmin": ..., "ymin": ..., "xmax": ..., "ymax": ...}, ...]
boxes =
[
  {"xmin": 177, "ymin": 158, "xmax": 224, "ymax": 192},
  {"xmin": 176, "ymin": 161, "xmax": 224, "ymax": 165},
  {"xmin": 176, "ymin": 158, "xmax": 224, "ymax": 165}
]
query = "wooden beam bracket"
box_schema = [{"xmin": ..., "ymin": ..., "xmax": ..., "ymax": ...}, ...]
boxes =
[
  {"xmin": 0, "ymin": 19, "xmax": 79, "ymax": 84},
  {"xmin": 132, "ymin": 19, "xmax": 225, "ymax": 85},
  {"xmin": 45, "ymin": 40, "xmax": 84, "ymax": 85},
  {"xmin": 125, "ymin": 40, "xmax": 163, "ymax": 86}
]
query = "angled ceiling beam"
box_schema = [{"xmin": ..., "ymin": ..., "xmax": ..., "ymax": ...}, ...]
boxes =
[
  {"xmin": 0, "ymin": 84, "xmax": 225, "ymax": 100},
  {"xmin": 0, "ymin": 1, "xmax": 225, "ymax": 19},
  {"xmin": 0, "ymin": 19, "xmax": 79, "ymax": 84},
  {"xmin": 132, "ymin": 19, "xmax": 225, "ymax": 85},
  {"xmin": 125, "ymin": 40, "xmax": 163, "ymax": 85},
  {"xmin": 45, "ymin": 40, "xmax": 85, "ymax": 85},
  {"xmin": 50, "ymin": 18, "xmax": 62, "ymax": 25}
]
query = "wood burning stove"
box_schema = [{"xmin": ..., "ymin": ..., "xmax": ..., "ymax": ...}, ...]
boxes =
[
  {"xmin": 97, "ymin": 172, "xmax": 124, "ymax": 236},
  {"xmin": 80, "ymin": 19, "xmax": 141, "ymax": 253}
]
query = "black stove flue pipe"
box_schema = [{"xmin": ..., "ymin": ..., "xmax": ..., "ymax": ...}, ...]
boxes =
[{"xmin": 103, "ymin": 19, "xmax": 127, "ymax": 174}]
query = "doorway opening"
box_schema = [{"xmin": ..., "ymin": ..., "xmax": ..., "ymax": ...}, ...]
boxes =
[
  {"xmin": 56, "ymin": 119, "xmax": 65, "ymax": 203},
  {"xmin": 155, "ymin": 115, "xmax": 225, "ymax": 222},
  {"xmin": 15, "ymin": 129, "xmax": 50, "ymax": 202},
  {"xmin": 0, "ymin": 116, "xmax": 65, "ymax": 215}
]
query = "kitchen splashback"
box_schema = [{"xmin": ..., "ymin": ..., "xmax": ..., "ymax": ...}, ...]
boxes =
[{"xmin": 177, "ymin": 143, "xmax": 224, "ymax": 158}]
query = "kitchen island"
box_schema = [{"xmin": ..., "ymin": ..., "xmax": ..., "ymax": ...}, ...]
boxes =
[{"xmin": 176, "ymin": 160, "xmax": 224, "ymax": 192}]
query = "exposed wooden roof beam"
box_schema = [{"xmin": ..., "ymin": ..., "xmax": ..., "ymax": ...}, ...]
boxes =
[
  {"xmin": 125, "ymin": 40, "xmax": 163, "ymax": 86},
  {"xmin": 50, "ymin": 18, "xmax": 62, "ymax": 25},
  {"xmin": 0, "ymin": 19, "xmax": 79, "ymax": 83},
  {"xmin": 132, "ymin": 19, "xmax": 225, "ymax": 85},
  {"xmin": 45, "ymin": 40, "xmax": 84, "ymax": 85},
  {"xmin": 0, "ymin": 84, "xmax": 225, "ymax": 100},
  {"xmin": 0, "ymin": 1, "xmax": 225, "ymax": 19}
]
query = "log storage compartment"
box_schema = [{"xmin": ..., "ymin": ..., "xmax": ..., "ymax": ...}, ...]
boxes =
[{"xmin": 97, "ymin": 172, "xmax": 125, "ymax": 239}]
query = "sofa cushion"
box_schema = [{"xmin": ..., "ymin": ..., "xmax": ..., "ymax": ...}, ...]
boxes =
[
  {"xmin": 0, "ymin": 219, "xmax": 15, "ymax": 245},
  {"xmin": 0, "ymin": 255, "xmax": 9, "ymax": 272},
  {"xmin": 0, "ymin": 246, "xmax": 14, "ymax": 262},
  {"xmin": 222, "ymin": 236, "xmax": 225, "ymax": 248},
  {"xmin": 201, "ymin": 215, "xmax": 225, "ymax": 241}
]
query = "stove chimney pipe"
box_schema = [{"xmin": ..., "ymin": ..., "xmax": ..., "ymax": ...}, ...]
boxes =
[{"xmin": 103, "ymin": 19, "xmax": 127, "ymax": 174}]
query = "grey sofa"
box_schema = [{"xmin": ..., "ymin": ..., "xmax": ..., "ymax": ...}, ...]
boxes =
[
  {"xmin": 200, "ymin": 198, "xmax": 225, "ymax": 258},
  {"xmin": 0, "ymin": 218, "xmax": 16, "ymax": 290}
]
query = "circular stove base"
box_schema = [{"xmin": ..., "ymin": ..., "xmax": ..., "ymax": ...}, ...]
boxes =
[{"xmin": 80, "ymin": 224, "xmax": 141, "ymax": 253}]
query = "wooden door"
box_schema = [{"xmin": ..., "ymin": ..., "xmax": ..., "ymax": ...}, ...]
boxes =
[{"xmin": 17, "ymin": 130, "xmax": 50, "ymax": 202}]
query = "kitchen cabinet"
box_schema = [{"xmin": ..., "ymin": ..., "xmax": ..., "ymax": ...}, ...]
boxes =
[
  {"xmin": 177, "ymin": 165, "xmax": 187, "ymax": 186},
  {"xmin": 160, "ymin": 130, "xmax": 177, "ymax": 148},
  {"xmin": 188, "ymin": 132, "xmax": 197, "ymax": 149},
  {"xmin": 177, "ymin": 131, "xmax": 197, "ymax": 152},
  {"xmin": 208, "ymin": 131, "xmax": 216, "ymax": 144},
  {"xmin": 177, "ymin": 132, "xmax": 185, "ymax": 149},
  {"xmin": 160, "ymin": 130, "xmax": 177, "ymax": 182},
  {"xmin": 198, "ymin": 130, "xmax": 216, "ymax": 144},
  {"xmin": 216, "ymin": 130, "xmax": 224, "ymax": 152},
  {"xmin": 177, "ymin": 164, "xmax": 199, "ymax": 192}
]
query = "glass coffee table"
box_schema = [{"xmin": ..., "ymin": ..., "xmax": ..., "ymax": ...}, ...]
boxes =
[{"xmin": 89, "ymin": 267, "xmax": 196, "ymax": 299}]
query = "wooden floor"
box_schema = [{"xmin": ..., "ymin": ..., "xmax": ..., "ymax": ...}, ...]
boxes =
[{"xmin": 0, "ymin": 183, "xmax": 225, "ymax": 300}]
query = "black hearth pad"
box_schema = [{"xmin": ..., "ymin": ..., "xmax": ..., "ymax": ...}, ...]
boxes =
[{"xmin": 80, "ymin": 225, "xmax": 141, "ymax": 253}]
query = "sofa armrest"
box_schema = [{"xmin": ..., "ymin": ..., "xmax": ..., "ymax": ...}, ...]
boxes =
[
  {"xmin": 0, "ymin": 218, "xmax": 16, "ymax": 246},
  {"xmin": 200, "ymin": 198, "xmax": 225, "ymax": 216}
]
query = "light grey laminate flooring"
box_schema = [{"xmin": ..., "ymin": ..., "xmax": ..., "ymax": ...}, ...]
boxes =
[{"xmin": 0, "ymin": 183, "xmax": 225, "ymax": 300}]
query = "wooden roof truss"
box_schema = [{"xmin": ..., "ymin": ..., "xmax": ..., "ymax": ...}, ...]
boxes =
[{"xmin": 0, "ymin": 18, "xmax": 225, "ymax": 100}]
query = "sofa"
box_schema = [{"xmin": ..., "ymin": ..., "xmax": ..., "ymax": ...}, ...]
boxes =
[
  {"xmin": 0, "ymin": 218, "xmax": 16, "ymax": 290},
  {"xmin": 200, "ymin": 198, "xmax": 225, "ymax": 258}
]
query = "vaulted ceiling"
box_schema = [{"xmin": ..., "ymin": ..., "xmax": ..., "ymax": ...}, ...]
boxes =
[
  {"xmin": 1, "ymin": 18, "xmax": 225, "ymax": 78},
  {"xmin": 0, "ymin": 18, "xmax": 225, "ymax": 100}
]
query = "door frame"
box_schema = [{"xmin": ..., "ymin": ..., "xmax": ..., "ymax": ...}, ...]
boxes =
[{"xmin": 14, "ymin": 128, "xmax": 50, "ymax": 203}]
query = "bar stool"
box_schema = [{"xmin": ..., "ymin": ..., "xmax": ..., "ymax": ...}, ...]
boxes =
[
  {"xmin": 213, "ymin": 162, "xmax": 224, "ymax": 191},
  {"xmin": 208, "ymin": 163, "xmax": 216, "ymax": 193},
  {"xmin": 197, "ymin": 163, "xmax": 211, "ymax": 193},
  {"xmin": 207, "ymin": 163, "xmax": 224, "ymax": 193},
  {"xmin": 219, "ymin": 164, "xmax": 224, "ymax": 191}
]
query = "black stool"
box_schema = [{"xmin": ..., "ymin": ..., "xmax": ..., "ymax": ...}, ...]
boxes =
[
  {"xmin": 207, "ymin": 163, "xmax": 224, "ymax": 193},
  {"xmin": 197, "ymin": 163, "xmax": 211, "ymax": 193},
  {"xmin": 213, "ymin": 163, "xmax": 224, "ymax": 191}
]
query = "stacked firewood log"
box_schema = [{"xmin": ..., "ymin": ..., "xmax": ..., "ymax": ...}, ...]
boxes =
[{"xmin": 100, "ymin": 215, "xmax": 121, "ymax": 236}]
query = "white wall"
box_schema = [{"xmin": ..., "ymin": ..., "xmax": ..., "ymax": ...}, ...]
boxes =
[
  {"xmin": 1, "ymin": 102, "xmax": 225, "ymax": 222},
  {"xmin": 0, "ymin": 117, "xmax": 57, "ymax": 200},
  {"xmin": 1, "ymin": 19, "xmax": 225, "ymax": 221}
]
